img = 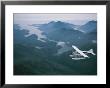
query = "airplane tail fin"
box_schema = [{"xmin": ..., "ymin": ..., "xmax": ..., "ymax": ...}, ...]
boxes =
[{"xmin": 88, "ymin": 49, "xmax": 96, "ymax": 55}]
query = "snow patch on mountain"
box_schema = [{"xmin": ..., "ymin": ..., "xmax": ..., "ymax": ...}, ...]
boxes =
[
  {"xmin": 35, "ymin": 46, "xmax": 42, "ymax": 49},
  {"xmin": 92, "ymin": 40, "xmax": 97, "ymax": 43},
  {"xmin": 57, "ymin": 41, "xmax": 65, "ymax": 47},
  {"xmin": 56, "ymin": 41, "xmax": 72, "ymax": 55},
  {"xmin": 19, "ymin": 24, "xmax": 47, "ymax": 42}
]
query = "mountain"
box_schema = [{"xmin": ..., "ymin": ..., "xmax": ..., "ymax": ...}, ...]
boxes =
[
  {"xmin": 39, "ymin": 21, "xmax": 76, "ymax": 34},
  {"xmin": 14, "ymin": 20, "xmax": 97, "ymax": 48},
  {"xmin": 37, "ymin": 21, "xmax": 83, "ymax": 44},
  {"xmin": 78, "ymin": 21, "xmax": 97, "ymax": 33},
  {"xmin": 47, "ymin": 27, "xmax": 84, "ymax": 43}
]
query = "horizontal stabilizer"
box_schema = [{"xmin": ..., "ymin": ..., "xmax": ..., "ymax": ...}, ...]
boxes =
[{"xmin": 88, "ymin": 49, "xmax": 96, "ymax": 55}]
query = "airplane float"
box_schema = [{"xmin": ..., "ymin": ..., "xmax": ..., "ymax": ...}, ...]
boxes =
[{"xmin": 69, "ymin": 45, "xmax": 96, "ymax": 60}]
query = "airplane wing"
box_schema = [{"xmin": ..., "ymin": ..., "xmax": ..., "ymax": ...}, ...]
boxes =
[{"xmin": 72, "ymin": 45, "xmax": 89, "ymax": 58}]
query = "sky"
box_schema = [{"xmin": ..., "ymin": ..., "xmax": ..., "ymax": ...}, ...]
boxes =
[{"xmin": 14, "ymin": 13, "xmax": 97, "ymax": 25}]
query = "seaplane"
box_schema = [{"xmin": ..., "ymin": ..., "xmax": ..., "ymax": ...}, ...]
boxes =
[{"xmin": 69, "ymin": 45, "xmax": 96, "ymax": 60}]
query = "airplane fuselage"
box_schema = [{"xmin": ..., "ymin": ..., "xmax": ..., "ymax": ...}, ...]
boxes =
[{"xmin": 72, "ymin": 45, "xmax": 89, "ymax": 58}]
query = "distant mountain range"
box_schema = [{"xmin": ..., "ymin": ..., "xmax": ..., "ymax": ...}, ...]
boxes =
[
  {"xmin": 31, "ymin": 20, "xmax": 97, "ymax": 34},
  {"xmin": 38, "ymin": 21, "xmax": 76, "ymax": 34},
  {"xmin": 14, "ymin": 20, "xmax": 97, "ymax": 46}
]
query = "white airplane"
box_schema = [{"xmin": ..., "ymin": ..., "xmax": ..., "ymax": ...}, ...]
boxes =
[{"xmin": 69, "ymin": 45, "xmax": 96, "ymax": 60}]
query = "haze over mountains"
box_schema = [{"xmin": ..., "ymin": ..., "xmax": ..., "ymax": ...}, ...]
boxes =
[{"xmin": 14, "ymin": 20, "xmax": 97, "ymax": 75}]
